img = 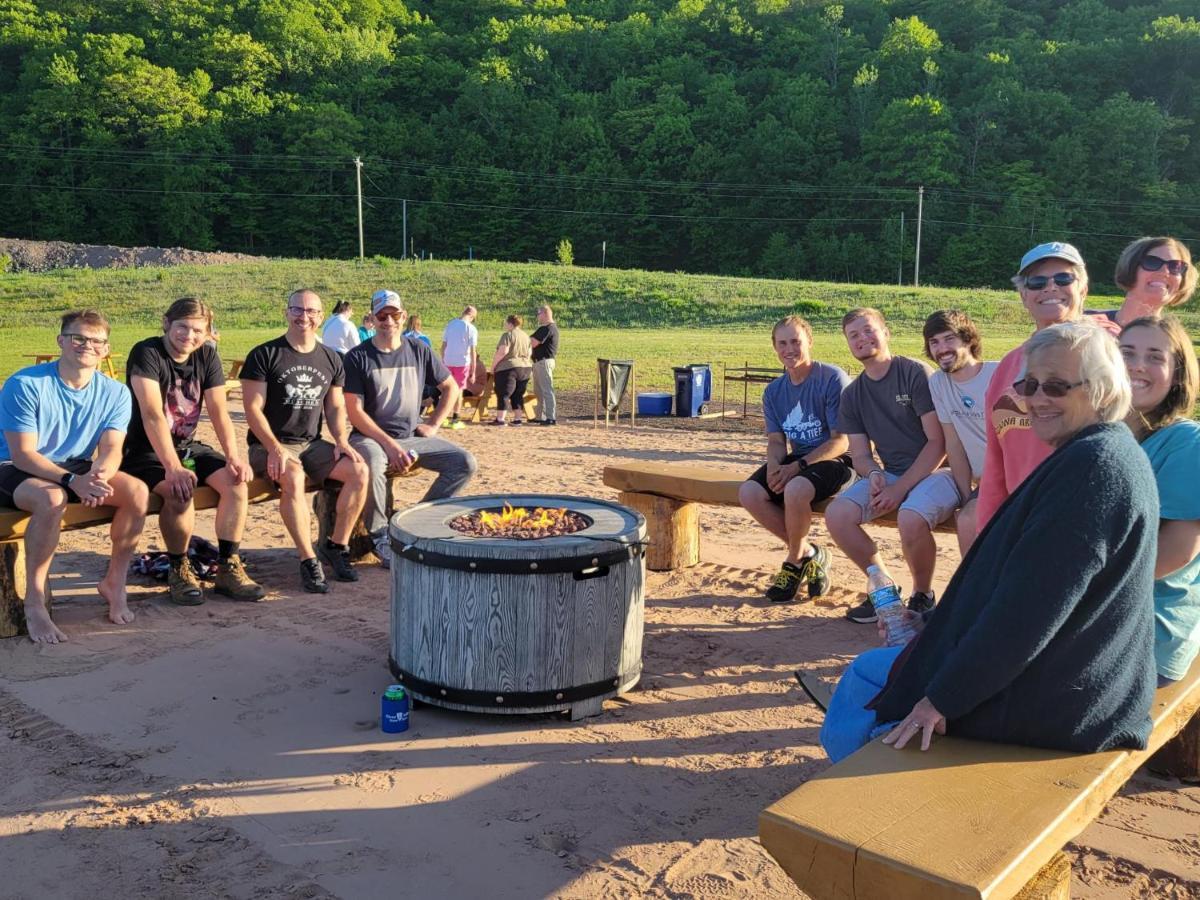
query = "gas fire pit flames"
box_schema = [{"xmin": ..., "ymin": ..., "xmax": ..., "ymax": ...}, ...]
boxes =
[{"xmin": 449, "ymin": 502, "xmax": 590, "ymax": 539}]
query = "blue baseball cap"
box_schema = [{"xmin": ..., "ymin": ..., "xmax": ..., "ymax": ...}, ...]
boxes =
[{"xmin": 1018, "ymin": 242, "xmax": 1085, "ymax": 275}]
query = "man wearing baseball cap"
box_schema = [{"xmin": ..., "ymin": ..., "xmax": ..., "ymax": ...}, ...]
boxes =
[
  {"xmin": 975, "ymin": 242, "xmax": 1119, "ymax": 531},
  {"xmin": 343, "ymin": 290, "xmax": 477, "ymax": 567}
]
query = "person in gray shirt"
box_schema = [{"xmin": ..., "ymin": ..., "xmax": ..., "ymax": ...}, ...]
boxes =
[
  {"xmin": 826, "ymin": 308, "xmax": 957, "ymax": 624},
  {"xmin": 344, "ymin": 290, "xmax": 478, "ymax": 568}
]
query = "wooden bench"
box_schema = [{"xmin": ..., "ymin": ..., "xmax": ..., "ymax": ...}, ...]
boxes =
[
  {"xmin": 759, "ymin": 655, "xmax": 1200, "ymax": 898},
  {"xmin": 224, "ymin": 357, "xmax": 244, "ymax": 394},
  {"xmin": 460, "ymin": 371, "xmax": 538, "ymax": 423},
  {"xmin": 25, "ymin": 351, "xmax": 122, "ymax": 380},
  {"xmin": 602, "ymin": 461, "xmax": 954, "ymax": 571}
]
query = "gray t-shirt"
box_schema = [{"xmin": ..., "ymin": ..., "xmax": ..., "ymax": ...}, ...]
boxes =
[
  {"xmin": 930, "ymin": 362, "xmax": 998, "ymax": 479},
  {"xmin": 343, "ymin": 337, "xmax": 450, "ymax": 439},
  {"xmin": 837, "ymin": 356, "xmax": 936, "ymax": 475},
  {"xmin": 762, "ymin": 362, "xmax": 851, "ymax": 456}
]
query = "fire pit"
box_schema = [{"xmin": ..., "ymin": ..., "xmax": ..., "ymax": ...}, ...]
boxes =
[{"xmin": 387, "ymin": 494, "xmax": 647, "ymax": 720}]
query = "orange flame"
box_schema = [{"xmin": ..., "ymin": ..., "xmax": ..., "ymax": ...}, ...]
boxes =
[{"xmin": 476, "ymin": 503, "xmax": 570, "ymax": 534}]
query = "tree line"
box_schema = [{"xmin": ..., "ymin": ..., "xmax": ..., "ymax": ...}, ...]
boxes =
[{"xmin": 0, "ymin": 0, "xmax": 1197, "ymax": 289}]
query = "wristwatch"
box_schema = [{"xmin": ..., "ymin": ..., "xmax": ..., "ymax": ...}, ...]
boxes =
[
  {"xmin": 796, "ymin": 457, "xmax": 809, "ymax": 470},
  {"xmin": 60, "ymin": 471, "xmax": 76, "ymax": 488}
]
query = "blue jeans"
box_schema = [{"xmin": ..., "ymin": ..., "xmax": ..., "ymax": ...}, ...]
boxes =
[{"xmin": 820, "ymin": 645, "xmax": 905, "ymax": 763}]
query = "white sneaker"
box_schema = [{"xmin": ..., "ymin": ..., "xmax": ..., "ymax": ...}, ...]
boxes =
[{"xmin": 375, "ymin": 539, "xmax": 393, "ymax": 569}]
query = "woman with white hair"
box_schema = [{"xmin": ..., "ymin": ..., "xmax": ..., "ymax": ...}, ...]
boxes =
[{"xmin": 818, "ymin": 322, "xmax": 1158, "ymax": 762}]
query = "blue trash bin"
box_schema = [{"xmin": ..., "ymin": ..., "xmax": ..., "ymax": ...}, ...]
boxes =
[
  {"xmin": 688, "ymin": 363, "xmax": 712, "ymax": 402},
  {"xmin": 674, "ymin": 366, "xmax": 708, "ymax": 417}
]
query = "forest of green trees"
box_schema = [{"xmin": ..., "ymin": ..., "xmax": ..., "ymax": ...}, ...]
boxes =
[{"xmin": 0, "ymin": 0, "xmax": 1197, "ymax": 288}]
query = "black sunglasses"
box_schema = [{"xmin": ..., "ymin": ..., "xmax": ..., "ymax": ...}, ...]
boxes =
[
  {"xmin": 1140, "ymin": 254, "xmax": 1189, "ymax": 276},
  {"xmin": 1012, "ymin": 376, "xmax": 1087, "ymax": 398},
  {"xmin": 1022, "ymin": 272, "xmax": 1077, "ymax": 290}
]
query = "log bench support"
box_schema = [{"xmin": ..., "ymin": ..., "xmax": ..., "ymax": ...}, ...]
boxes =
[
  {"xmin": 617, "ymin": 491, "xmax": 698, "ymax": 571},
  {"xmin": 0, "ymin": 540, "xmax": 27, "ymax": 638}
]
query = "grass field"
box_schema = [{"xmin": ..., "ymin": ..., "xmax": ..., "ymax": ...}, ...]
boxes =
[{"xmin": 0, "ymin": 256, "xmax": 1170, "ymax": 398}]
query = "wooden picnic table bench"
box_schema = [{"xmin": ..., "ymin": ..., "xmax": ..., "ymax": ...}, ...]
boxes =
[
  {"xmin": 760, "ymin": 654, "xmax": 1200, "ymax": 898},
  {"xmin": 602, "ymin": 461, "xmax": 954, "ymax": 571},
  {"xmin": 722, "ymin": 362, "xmax": 783, "ymax": 418},
  {"xmin": 25, "ymin": 352, "xmax": 122, "ymax": 380},
  {"xmin": 459, "ymin": 371, "xmax": 538, "ymax": 423}
]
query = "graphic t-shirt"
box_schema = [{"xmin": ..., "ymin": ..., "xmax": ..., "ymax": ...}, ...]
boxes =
[
  {"xmin": 762, "ymin": 362, "xmax": 851, "ymax": 457},
  {"xmin": 240, "ymin": 336, "xmax": 344, "ymax": 446},
  {"xmin": 0, "ymin": 362, "xmax": 131, "ymax": 462},
  {"xmin": 929, "ymin": 362, "xmax": 998, "ymax": 480},
  {"xmin": 837, "ymin": 356, "xmax": 936, "ymax": 475},
  {"xmin": 531, "ymin": 323, "xmax": 560, "ymax": 362},
  {"xmin": 344, "ymin": 337, "xmax": 450, "ymax": 439},
  {"xmin": 124, "ymin": 337, "xmax": 225, "ymax": 454},
  {"xmin": 442, "ymin": 318, "xmax": 478, "ymax": 366},
  {"xmin": 1141, "ymin": 420, "xmax": 1200, "ymax": 681}
]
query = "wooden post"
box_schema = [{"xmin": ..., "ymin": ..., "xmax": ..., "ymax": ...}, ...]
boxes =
[
  {"xmin": 617, "ymin": 491, "xmax": 699, "ymax": 571},
  {"xmin": 1148, "ymin": 712, "xmax": 1200, "ymax": 781},
  {"xmin": 1013, "ymin": 851, "xmax": 1071, "ymax": 900},
  {"xmin": 0, "ymin": 540, "xmax": 27, "ymax": 638},
  {"xmin": 315, "ymin": 476, "xmax": 406, "ymax": 563}
]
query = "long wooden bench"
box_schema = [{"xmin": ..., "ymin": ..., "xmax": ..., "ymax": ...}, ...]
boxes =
[
  {"xmin": 602, "ymin": 461, "xmax": 954, "ymax": 571},
  {"xmin": 760, "ymin": 655, "xmax": 1200, "ymax": 898},
  {"xmin": 460, "ymin": 371, "xmax": 538, "ymax": 423}
]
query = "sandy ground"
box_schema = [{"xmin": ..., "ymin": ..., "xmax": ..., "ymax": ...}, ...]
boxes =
[{"xmin": 1, "ymin": 394, "xmax": 1197, "ymax": 899}]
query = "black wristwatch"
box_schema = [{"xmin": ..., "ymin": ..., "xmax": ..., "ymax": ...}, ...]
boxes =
[
  {"xmin": 796, "ymin": 457, "xmax": 809, "ymax": 470},
  {"xmin": 60, "ymin": 471, "xmax": 76, "ymax": 488}
]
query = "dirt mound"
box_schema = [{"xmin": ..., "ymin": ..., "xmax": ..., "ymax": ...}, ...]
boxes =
[{"xmin": 0, "ymin": 237, "xmax": 262, "ymax": 272}]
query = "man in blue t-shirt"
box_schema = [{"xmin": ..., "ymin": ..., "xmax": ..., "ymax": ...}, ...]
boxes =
[
  {"xmin": 739, "ymin": 315, "xmax": 854, "ymax": 603},
  {"xmin": 344, "ymin": 290, "xmax": 477, "ymax": 567},
  {"xmin": 0, "ymin": 310, "xmax": 148, "ymax": 644}
]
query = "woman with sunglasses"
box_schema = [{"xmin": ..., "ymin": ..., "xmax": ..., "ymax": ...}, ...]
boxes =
[
  {"xmin": 1120, "ymin": 316, "xmax": 1200, "ymax": 687},
  {"xmin": 974, "ymin": 242, "xmax": 1119, "ymax": 533},
  {"xmin": 1094, "ymin": 237, "xmax": 1195, "ymax": 327},
  {"xmin": 818, "ymin": 322, "xmax": 1157, "ymax": 762}
]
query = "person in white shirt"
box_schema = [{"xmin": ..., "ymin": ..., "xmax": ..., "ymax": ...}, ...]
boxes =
[
  {"xmin": 321, "ymin": 301, "xmax": 360, "ymax": 354},
  {"xmin": 440, "ymin": 306, "xmax": 478, "ymax": 428},
  {"xmin": 923, "ymin": 310, "xmax": 997, "ymax": 555}
]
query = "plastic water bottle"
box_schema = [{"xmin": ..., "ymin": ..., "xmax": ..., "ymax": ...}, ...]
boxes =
[
  {"xmin": 867, "ymin": 565, "xmax": 919, "ymax": 648},
  {"xmin": 381, "ymin": 684, "xmax": 410, "ymax": 733}
]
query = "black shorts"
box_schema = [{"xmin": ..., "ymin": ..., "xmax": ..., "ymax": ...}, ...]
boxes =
[
  {"xmin": 0, "ymin": 457, "xmax": 93, "ymax": 508},
  {"xmin": 746, "ymin": 453, "xmax": 854, "ymax": 506},
  {"xmin": 121, "ymin": 441, "xmax": 227, "ymax": 489}
]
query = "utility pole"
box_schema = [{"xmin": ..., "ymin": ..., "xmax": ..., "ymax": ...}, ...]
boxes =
[
  {"xmin": 898, "ymin": 212, "xmax": 905, "ymax": 286},
  {"xmin": 601, "ymin": 240, "xmax": 607, "ymax": 268},
  {"xmin": 914, "ymin": 185, "xmax": 924, "ymax": 287},
  {"xmin": 402, "ymin": 199, "xmax": 408, "ymax": 260},
  {"xmin": 354, "ymin": 156, "xmax": 364, "ymax": 261}
]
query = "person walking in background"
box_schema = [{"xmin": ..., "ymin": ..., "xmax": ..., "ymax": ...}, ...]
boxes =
[
  {"xmin": 491, "ymin": 314, "xmax": 533, "ymax": 426},
  {"xmin": 1092, "ymin": 236, "xmax": 1195, "ymax": 327},
  {"xmin": 441, "ymin": 305, "xmax": 478, "ymax": 430},
  {"xmin": 405, "ymin": 315, "xmax": 433, "ymax": 348},
  {"xmin": 922, "ymin": 310, "xmax": 997, "ymax": 556},
  {"xmin": 530, "ymin": 304, "xmax": 559, "ymax": 425},
  {"xmin": 322, "ymin": 300, "xmax": 359, "ymax": 354},
  {"xmin": 358, "ymin": 312, "xmax": 376, "ymax": 344}
]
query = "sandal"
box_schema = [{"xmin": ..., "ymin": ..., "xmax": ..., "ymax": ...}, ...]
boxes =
[{"xmin": 794, "ymin": 671, "xmax": 834, "ymax": 713}]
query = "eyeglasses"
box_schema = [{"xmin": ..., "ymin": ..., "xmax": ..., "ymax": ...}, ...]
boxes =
[
  {"xmin": 1022, "ymin": 272, "xmax": 1077, "ymax": 291},
  {"xmin": 62, "ymin": 334, "xmax": 109, "ymax": 349},
  {"xmin": 286, "ymin": 306, "xmax": 323, "ymax": 318},
  {"xmin": 1140, "ymin": 255, "xmax": 1189, "ymax": 276},
  {"xmin": 1012, "ymin": 376, "xmax": 1087, "ymax": 398},
  {"xmin": 374, "ymin": 309, "xmax": 403, "ymax": 321}
]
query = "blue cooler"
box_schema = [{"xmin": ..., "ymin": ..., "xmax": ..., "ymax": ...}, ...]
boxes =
[
  {"xmin": 673, "ymin": 366, "xmax": 708, "ymax": 417},
  {"xmin": 637, "ymin": 392, "xmax": 673, "ymax": 416}
]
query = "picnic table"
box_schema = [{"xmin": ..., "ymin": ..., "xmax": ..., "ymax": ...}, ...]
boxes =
[{"xmin": 25, "ymin": 352, "xmax": 122, "ymax": 379}]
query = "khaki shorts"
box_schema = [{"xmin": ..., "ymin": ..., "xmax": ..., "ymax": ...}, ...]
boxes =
[
  {"xmin": 836, "ymin": 468, "xmax": 959, "ymax": 529},
  {"xmin": 248, "ymin": 440, "xmax": 339, "ymax": 485}
]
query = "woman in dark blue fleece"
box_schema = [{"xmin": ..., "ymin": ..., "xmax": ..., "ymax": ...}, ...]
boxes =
[{"xmin": 821, "ymin": 322, "xmax": 1158, "ymax": 762}]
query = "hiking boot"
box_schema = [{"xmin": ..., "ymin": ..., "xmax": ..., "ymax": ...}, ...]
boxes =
[
  {"xmin": 168, "ymin": 558, "xmax": 205, "ymax": 606},
  {"xmin": 804, "ymin": 543, "xmax": 832, "ymax": 598},
  {"xmin": 765, "ymin": 562, "xmax": 804, "ymax": 603},
  {"xmin": 845, "ymin": 598, "xmax": 878, "ymax": 624},
  {"xmin": 213, "ymin": 554, "xmax": 266, "ymax": 602},
  {"xmin": 374, "ymin": 537, "xmax": 393, "ymax": 570},
  {"xmin": 300, "ymin": 557, "xmax": 329, "ymax": 594},
  {"xmin": 907, "ymin": 591, "xmax": 936, "ymax": 615},
  {"xmin": 318, "ymin": 541, "xmax": 359, "ymax": 582}
]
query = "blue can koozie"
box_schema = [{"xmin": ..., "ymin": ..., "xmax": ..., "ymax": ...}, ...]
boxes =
[{"xmin": 381, "ymin": 684, "xmax": 410, "ymax": 733}]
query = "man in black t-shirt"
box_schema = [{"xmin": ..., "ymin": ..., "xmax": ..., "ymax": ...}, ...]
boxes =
[
  {"xmin": 241, "ymin": 289, "xmax": 369, "ymax": 594},
  {"xmin": 344, "ymin": 290, "xmax": 477, "ymax": 567},
  {"xmin": 122, "ymin": 298, "xmax": 265, "ymax": 604},
  {"xmin": 530, "ymin": 304, "xmax": 560, "ymax": 425}
]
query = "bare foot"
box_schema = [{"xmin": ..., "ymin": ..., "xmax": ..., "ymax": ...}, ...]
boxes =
[
  {"xmin": 24, "ymin": 601, "xmax": 68, "ymax": 644},
  {"xmin": 98, "ymin": 578, "xmax": 136, "ymax": 625}
]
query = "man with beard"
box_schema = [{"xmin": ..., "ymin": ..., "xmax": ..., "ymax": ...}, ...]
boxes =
[
  {"xmin": 923, "ymin": 310, "xmax": 997, "ymax": 556},
  {"xmin": 825, "ymin": 308, "xmax": 957, "ymax": 624}
]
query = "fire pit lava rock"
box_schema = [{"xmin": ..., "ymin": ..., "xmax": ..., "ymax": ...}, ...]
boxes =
[{"xmin": 387, "ymin": 494, "xmax": 647, "ymax": 720}]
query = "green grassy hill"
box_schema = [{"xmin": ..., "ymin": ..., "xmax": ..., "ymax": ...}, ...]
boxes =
[{"xmin": 0, "ymin": 257, "xmax": 1164, "ymax": 396}]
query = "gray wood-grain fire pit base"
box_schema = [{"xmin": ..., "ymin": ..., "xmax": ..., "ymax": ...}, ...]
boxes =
[{"xmin": 388, "ymin": 494, "xmax": 647, "ymax": 720}]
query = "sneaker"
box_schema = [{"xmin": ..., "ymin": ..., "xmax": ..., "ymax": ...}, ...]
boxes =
[
  {"xmin": 300, "ymin": 557, "xmax": 329, "ymax": 594},
  {"xmin": 449, "ymin": 419, "xmax": 466, "ymax": 431},
  {"xmin": 765, "ymin": 562, "xmax": 804, "ymax": 603},
  {"xmin": 845, "ymin": 598, "xmax": 878, "ymax": 624},
  {"xmin": 168, "ymin": 558, "xmax": 205, "ymax": 606},
  {"xmin": 804, "ymin": 543, "xmax": 832, "ymax": 598},
  {"xmin": 907, "ymin": 591, "xmax": 936, "ymax": 615},
  {"xmin": 318, "ymin": 541, "xmax": 359, "ymax": 582},
  {"xmin": 213, "ymin": 554, "xmax": 266, "ymax": 601},
  {"xmin": 374, "ymin": 537, "xmax": 393, "ymax": 570}
]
